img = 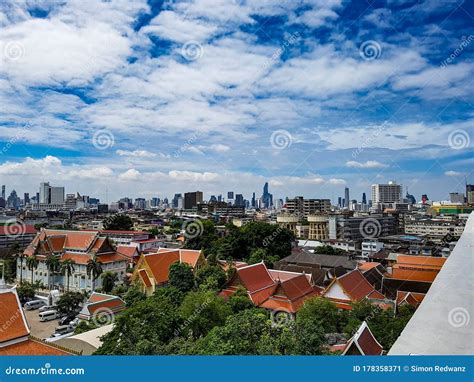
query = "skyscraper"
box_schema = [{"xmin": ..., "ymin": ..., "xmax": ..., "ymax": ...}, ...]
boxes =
[
  {"xmin": 235, "ymin": 194, "xmax": 244, "ymax": 207},
  {"xmin": 1, "ymin": 185, "xmax": 5, "ymax": 200},
  {"xmin": 184, "ymin": 191, "xmax": 203, "ymax": 209},
  {"xmin": 251, "ymin": 192, "xmax": 256, "ymax": 208},
  {"xmin": 362, "ymin": 192, "xmax": 367, "ymax": 205},
  {"xmin": 39, "ymin": 182, "xmax": 50, "ymax": 204},
  {"xmin": 344, "ymin": 187, "xmax": 350, "ymax": 209},
  {"xmin": 262, "ymin": 182, "xmax": 273, "ymax": 208}
]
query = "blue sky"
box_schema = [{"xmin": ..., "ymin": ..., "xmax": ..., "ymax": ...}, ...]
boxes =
[{"xmin": 0, "ymin": 0, "xmax": 473, "ymax": 203}]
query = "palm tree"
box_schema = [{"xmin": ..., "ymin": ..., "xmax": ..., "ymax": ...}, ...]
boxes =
[
  {"xmin": 11, "ymin": 243, "xmax": 26, "ymax": 284},
  {"xmin": 26, "ymin": 255, "xmax": 39, "ymax": 284},
  {"xmin": 101, "ymin": 271, "xmax": 118, "ymax": 294},
  {"xmin": 45, "ymin": 256, "xmax": 59, "ymax": 290},
  {"xmin": 86, "ymin": 256, "xmax": 103, "ymax": 292},
  {"xmin": 61, "ymin": 259, "xmax": 76, "ymax": 292}
]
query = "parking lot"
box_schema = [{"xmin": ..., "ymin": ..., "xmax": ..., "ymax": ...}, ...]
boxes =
[{"xmin": 24, "ymin": 308, "xmax": 59, "ymax": 339}]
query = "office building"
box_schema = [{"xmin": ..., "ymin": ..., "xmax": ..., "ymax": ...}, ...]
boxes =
[
  {"xmin": 235, "ymin": 194, "xmax": 244, "ymax": 207},
  {"xmin": 184, "ymin": 191, "xmax": 203, "ymax": 210},
  {"xmin": 450, "ymin": 192, "xmax": 465, "ymax": 204},
  {"xmin": 285, "ymin": 196, "xmax": 331, "ymax": 217},
  {"xmin": 1, "ymin": 185, "xmax": 5, "ymax": 200},
  {"xmin": 262, "ymin": 182, "xmax": 273, "ymax": 208},
  {"xmin": 362, "ymin": 192, "xmax": 367, "ymax": 205},
  {"xmin": 344, "ymin": 187, "xmax": 350, "ymax": 209},
  {"xmin": 371, "ymin": 182, "xmax": 402, "ymax": 210}
]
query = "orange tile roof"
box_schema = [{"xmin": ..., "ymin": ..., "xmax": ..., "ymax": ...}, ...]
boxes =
[
  {"xmin": 116, "ymin": 246, "xmax": 139, "ymax": 259},
  {"xmin": 61, "ymin": 253, "xmax": 90, "ymax": 265},
  {"xmin": 396, "ymin": 290, "xmax": 426, "ymax": 306},
  {"xmin": 0, "ymin": 225, "xmax": 36, "ymax": 236},
  {"xmin": 236, "ymin": 263, "xmax": 275, "ymax": 293},
  {"xmin": 358, "ymin": 262, "xmax": 381, "ymax": 272},
  {"xmin": 179, "ymin": 249, "xmax": 203, "ymax": 268},
  {"xmin": 0, "ymin": 291, "xmax": 29, "ymax": 343},
  {"xmin": 0, "ymin": 339, "xmax": 71, "ymax": 356},
  {"xmin": 97, "ymin": 252, "xmax": 128, "ymax": 264},
  {"xmin": 144, "ymin": 251, "xmax": 180, "ymax": 285},
  {"xmin": 396, "ymin": 255, "xmax": 446, "ymax": 268},
  {"xmin": 87, "ymin": 292, "xmax": 113, "ymax": 303},
  {"xmin": 139, "ymin": 269, "xmax": 152, "ymax": 287},
  {"xmin": 337, "ymin": 270, "xmax": 378, "ymax": 301}
]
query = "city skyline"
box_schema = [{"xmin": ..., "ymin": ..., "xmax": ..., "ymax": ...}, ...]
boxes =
[{"xmin": 0, "ymin": 1, "xmax": 473, "ymax": 202}]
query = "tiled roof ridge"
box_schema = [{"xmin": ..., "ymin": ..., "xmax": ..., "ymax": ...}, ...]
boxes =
[{"xmin": 29, "ymin": 335, "xmax": 81, "ymax": 355}]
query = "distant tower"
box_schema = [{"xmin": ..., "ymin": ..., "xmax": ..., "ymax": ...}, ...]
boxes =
[
  {"xmin": 1, "ymin": 185, "xmax": 5, "ymax": 200},
  {"xmin": 362, "ymin": 192, "xmax": 367, "ymax": 204},
  {"xmin": 344, "ymin": 187, "xmax": 350, "ymax": 208}
]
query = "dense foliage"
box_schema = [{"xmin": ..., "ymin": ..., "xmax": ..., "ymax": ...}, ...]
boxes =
[
  {"xmin": 57, "ymin": 291, "xmax": 85, "ymax": 316},
  {"xmin": 102, "ymin": 214, "xmax": 133, "ymax": 231},
  {"xmin": 96, "ymin": 291, "xmax": 415, "ymax": 355},
  {"xmin": 183, "ymin": 221, "xmax": 295, "ymax": 266}
]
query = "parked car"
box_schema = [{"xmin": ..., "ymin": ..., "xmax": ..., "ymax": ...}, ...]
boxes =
[
  {"xmin": 51, "ymin": 325, "xmax": 75, "ymax": 337},
  {"xmin": 58, "ymin": 315, "xmax": 77, "ymax": 326},
  {"xmin": 24, "ymin": 300, "xmax": 46, "ymax": 311},
  {"xmin": 39, "ymin": 310, "xmax": 59, "ymax": 322},
  {"xmin": 39, "ymin": 305, "xmax": 57, "ymax": 313}
]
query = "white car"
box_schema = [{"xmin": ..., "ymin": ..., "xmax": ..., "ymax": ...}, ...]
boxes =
[{"xmin": 39, "ymin": 305, "xmax": 57, "ymax": 313}]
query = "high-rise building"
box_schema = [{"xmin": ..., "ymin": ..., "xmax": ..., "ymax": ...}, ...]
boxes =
[
  {"xmin": 337, "ymin": 197, "xmax": 342, "ymax": 208},
  {"xmin": 184, "ymin": 191, "xmax": 203, "ymax": 209},
  {"xmin": 450, "ymin": 192, "xmax": 465, "ymax": 204},
  {"xmin": 371, "ymin": 182, "xmax": 402, "ymax": 204},
  {"xmin": 227, "ymin": 191, "xmax": 234, "ymax": 199},
  {"xmin": 209, "ymin": 195, "xmax": 217, "ymax": 203},
  {"xmin": 421, "ymin": 194, "xmax": 429, "ymax": 204},
  {"xmin": 23, "ymin": 193, "xmax": 30, "ymax": 205},
  {"xmin": 235, "ymin": 194, "xmax": 244, "ymax": 207},
  {"xmin": 362, "ymin": 192, "xmax": 367, "ymax": 205},
  {"xmin": 262, "ymin": 182, "xmax": 273, "ymax": 208},
  {"xmin": 7, "ymin": 190, "xmax": 20, "ymax": 209},
  {"xmin": 466, "ymin": 185, "xmax": 474, "ymax": 203},
  {"xmin": 1, "ymin": 185, "xmax": 5, "ymax": 200},
  {"xmin": 344, "ymin": 187, "xmax": 350, "ymax": 209},
  {"xmin": 39, "ymin": 182, "xmax": 50, "ymax": 204},
  {"xmin": 172, "ymin": 193, "xmax": 182, "ymax": 208},
  {"xmin": 50, "ymin": 187, "xmax": 65, "ymax": 204},
  {"xmin": 251, "ymin": 192, "xmax": 256, "ymax": 208}
]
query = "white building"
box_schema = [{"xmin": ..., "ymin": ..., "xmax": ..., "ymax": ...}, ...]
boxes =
[{"xmin": 371, "ymin": 181, "xmax": 402, "ymax": 205}]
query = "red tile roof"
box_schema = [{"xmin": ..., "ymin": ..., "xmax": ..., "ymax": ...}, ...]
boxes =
[
  {"xmin": 139, "ymin": 269, "xmax": 152, "ymax": 287},
  {"xmin": 0, "ymin": 339, "xmax": 71, "ymax": 356},
  {"xmin": 337, "ymin": 270, "xmax": 377, "ymax": 301},
  {"xmin": 143, "ymin": 250, "xmax": 180, "ymax": 285},
  {"xmin": 236, "ymin": 263, "xmax": 275, "ymax": 293},
  {"xmin": 78, "ymin": 292, "xmax": 126, "ymax": 319},
  {"xmin": 0, "ymin": 290, "xmax": 29, "ymax": 343},
  {"xmin": 116, "ymin": 246, "xmax": 139, "ymax": 259},
  {"xmin": 343, "ymin": 321, "xmax": 383, "ymax": 355}
]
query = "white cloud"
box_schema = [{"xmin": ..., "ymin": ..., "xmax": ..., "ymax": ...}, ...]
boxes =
[
  {"xmin": 444, "ymin": 170, "xmax": 462, "ymax": 177},
  {"xmin": 346, "ymin": 160, "xmax": 388, "ymax": 169},
  {"xmin": 116, "ymin": 149, "xmax": 157, "ymax": 158},
  {"xmin": 118, "ymin": 169, "xmax": 141, "ymax": 181},
  {"xmin": 168, "ymin": 170, "xmax": 219, "ymax": 182}
]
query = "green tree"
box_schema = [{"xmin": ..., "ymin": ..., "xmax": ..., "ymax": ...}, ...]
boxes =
[
  {"xmin": 247, "ymin": 248, "xmax": 279, "ymax": 267},
  {"xmin": 86, "ymin": 256, "xmax": 103, "ymax": 291},
  {"xmin": 297, "ymin": 297, "xmax": 341, "ymax": 334},
  {"xmin": 45, "ymin": 255, "xmax": 60, "ymax": 290},
  {"xmin": 16, "ymin": 282, "xmax": 36, "ymax": 303},
  {"xmin": 169, "ymin": 262, "xmax": 195, "ymax": 293},
  {"xmin": 25, "ymin": 255, "xmax": 39, "ymax": 284},
  {"xmin": 178, "ymin": 290, "xmax": 231, "ymax": 339},
  {"xmin": 227, "ymin": 286, "xmax": 253, "ymax": 314},
  {"xmin": 103, "ymin": 214, "xmax": 133, "ymax": 231},
  {"xmin": 12, "ymin": 245, "xmax": 27, "ymax": 284},
  {"xmin": 195, "ymin": 265, "xmax": 227, "ymax": 290},
  {"xmin": 101, "ymin": 271, "xmax": 118, "ymax": 294},
  {"xmin": 95, "ymin": 292, "xmax": 181, "ymax": 355},
  {"xmin": 192, "ymin": 309, "xmax": 271, "ymax": 355},
  {"xmin": 183, "ymin": 220, "xmax": 218, "ymax": 251},
  {"xmin": 123, "ymin": 283, "xmax": 146, "ymax": 307},
  {"xmin": 57, "ymin": 291, "xmax": 84, "ymax": 316},
  {"xmin": 61, "ymin": 259, "xmax": 76, "ymax": 292}
]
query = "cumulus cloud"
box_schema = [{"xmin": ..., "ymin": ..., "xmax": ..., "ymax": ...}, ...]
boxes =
[
  {"xmin": 346, "ymin": 160, "xmax": 389, "ymax": 169},
  {"xmin": 116, "ymin": 149, "xmax": 157, "ymax": 158}
]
